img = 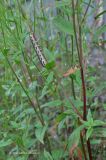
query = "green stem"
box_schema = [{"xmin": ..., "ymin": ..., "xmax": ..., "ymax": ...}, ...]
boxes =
[
  {"xmin": 71, "ymin": 35, "xmax": 76, "ymax": 99},
  {"xmin": 81, "ymin": 0, "xmax": 92, "ymax": 24}
]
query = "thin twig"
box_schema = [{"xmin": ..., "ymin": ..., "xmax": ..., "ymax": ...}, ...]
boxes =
[{"xmin": 81, "ymin": 0, "xmax": 92, "ymax": 24}]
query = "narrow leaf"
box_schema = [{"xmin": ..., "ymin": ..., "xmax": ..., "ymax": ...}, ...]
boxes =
[
  {"xmin": 35, "ymin": 125, "xmax": 47, "ymax": 144},
  {"xmin": 46, "ymin": 71, "xmax": 54, "ymax": 85},
  {"xmin": 41, "ymin": 100, "xmax": 62, "ymax": 108},
  {"xmin": 53, "ymin": 16, "xmax": 74, "ymax": 35},
  {"xmin": 86, "ymin": 127, "xmax": 93, "ymax": 140},
  {"xmin": 44, "ymin": 150, "xmax": 53, "ymax": 160},
  {"xmin": 0, "ymin": 139, "xmax": 12, "ymax": 148}
]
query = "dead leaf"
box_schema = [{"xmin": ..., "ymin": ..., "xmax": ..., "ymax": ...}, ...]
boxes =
[
  {"xmin": 69, "ymin": 143, "xmax": 78, "ymax": 156},
  {"xmin": 77, "ymin": 147, "xmax": 82, "ymax": 160},
  {"xmin": 69, "ymin": 145, "xmax": 82, "ymax": 160},
  {"xmin": 63, "ymin": 66, "xmax": 80, "ymax": 77}
]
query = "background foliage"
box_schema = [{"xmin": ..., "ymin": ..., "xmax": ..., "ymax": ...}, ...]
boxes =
[{"xmin": 0, "ymin": 0, "xmax": 106, "ymax": 160}]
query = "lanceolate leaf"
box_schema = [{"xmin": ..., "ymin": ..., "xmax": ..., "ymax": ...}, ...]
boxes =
[
  {"xmin": 56, "ymin": 113, "xmax": 67, "ymax": 123},
  {"xmin": 44, "ymin": 0, "xmax": 70, "ymax": 9},
  {"xmin": 87, "ymin": 109, "xmax": 93, "ymax": 122},
  {"xmin": 0, "ymin": 139, "xmax": 12, "ymax": 148},
  {"xmin": 68, "ymin": 125, "xmax": 84, "ymax": 149},
  {"xmin": 86, "ymin": 127, "xmax": 93, "ymax": 140},
  {"xmin": 95, "ymin": 10, "xmax": 106, "ymax": 19},
  {"xmin": 41, "ymin": 100, "xmax": 62, "ymax": 108},
  {"xmin": 93, "ymin": 120, "xmax": 106, "ymax": 126},
  {"xmin": 55, "ymin": 0, "xmax": 70, "ymax": 8},
  {"xmin": 93, "ymin": 25, "xmax": 106, "ymax": 42},
  {"xmin": 46, "ymin": 71, "xmax": 54, "ymax": 85},
  {"xmin": 35, "ymin": 125, "xmax": 48, "ymax": 144},
  {"xmin": 44, "ymin": 150, "xmax": 53, "ymax": 160},
  {"xmin": 53, "ymin": 16, "xmax": 74, "ymax": 35}
]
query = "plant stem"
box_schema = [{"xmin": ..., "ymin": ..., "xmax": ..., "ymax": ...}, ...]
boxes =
[
  {"xmin": 80, "ymin": 133, "xmax": 87, "ymax": 160},
  {"xmin": 71, "ymin": 35, "xmax": 76, "ymax": 99},
  {"xmin": 81, "ymin": 0, "xmax": 92, "ymax": 24},
  {"xmin": 72, "ymin": 1, "xmax": 93, "ymax": 160},
  {"xmin": 87, "ymin": 140, "xmax": 92, "ymax": 160},
  {"xmin": 78, "ymin": 8, "xmax": 93, "ymax": 160}
]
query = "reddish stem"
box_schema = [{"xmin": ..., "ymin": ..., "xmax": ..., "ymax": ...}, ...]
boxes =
[{"xmin": 80, "ymin": 67, "xmax": 87, "ymax": 121}]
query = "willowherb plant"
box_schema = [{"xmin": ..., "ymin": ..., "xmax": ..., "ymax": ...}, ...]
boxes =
[{"xmin": 0, "ymin": 1, "xmax": 106, "ymax": 159}]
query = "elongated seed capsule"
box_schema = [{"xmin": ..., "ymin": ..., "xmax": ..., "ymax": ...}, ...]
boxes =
[{"xmin": 30, "ymin": 32, "xmax": 47, "ymax": 67}]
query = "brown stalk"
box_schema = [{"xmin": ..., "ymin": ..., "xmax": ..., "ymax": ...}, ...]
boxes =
[{"xmin": 71, "ymin": 0, "xmax": 93, "ymax": 160}]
